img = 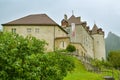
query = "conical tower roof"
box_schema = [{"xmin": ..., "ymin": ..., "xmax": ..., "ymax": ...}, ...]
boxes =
[
  {"xmin": 91, "ymin": 24, "xmax": 104, "ymax": 35},
  {"xmin": 91, "ymin": 24, "xmax": 99, "ymax": 34}
]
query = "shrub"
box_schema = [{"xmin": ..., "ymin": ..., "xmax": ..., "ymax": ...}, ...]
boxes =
[{"xmin": 66, "ymin": 44, "xmax": 76, "ymax": 52}]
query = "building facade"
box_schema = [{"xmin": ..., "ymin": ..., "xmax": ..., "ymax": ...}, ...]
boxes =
[
  {"xmin": 2, "ymin": 14, "xmax": 69, "ymax": 51},
  {"xmin": 2, "ymin": 13, "xmax": 106, "ymax": 60},
  {"xmin": 61, "ymin": 14, "xmax": 106, "ymax": 60}
]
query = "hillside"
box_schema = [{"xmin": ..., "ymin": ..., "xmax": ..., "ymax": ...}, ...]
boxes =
[
  {"xmin": 64, "ymin": 57, "xmax": 119, "ymax": 80},
  {"xmin": 64, "ymin": 58, "xmax": 103, "ymax": 80},
  {"xmin": 105, "ymin": 32, "xmax": 120, "ymax": 56}
]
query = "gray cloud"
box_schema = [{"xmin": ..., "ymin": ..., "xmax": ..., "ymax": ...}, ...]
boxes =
[{"xmin": 0, "ymin": 0, "xmax": 120, "ymax": 36}]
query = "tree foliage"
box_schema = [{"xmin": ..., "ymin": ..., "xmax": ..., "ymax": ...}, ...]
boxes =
[
  {"xmin": 66, "ymin": 44, "xmax": 76, "ymax": 52},
  {"xmin": 90, "ymin": 58, "xmax": 113, "ymax": 71},
  {"xmin": 108, "ymin": 50, "xmax": 120, "ymax": 69},
  {"xmin": 0, "ymin": 32, "xmax": 75, "ymax": 80},
  {"xmin": 91, "ymin": 59, "xmax": 102, "ymax": 68},
  {"xmin": 40, "ymin": 51, "xmax": 75, "ymax": 80}
]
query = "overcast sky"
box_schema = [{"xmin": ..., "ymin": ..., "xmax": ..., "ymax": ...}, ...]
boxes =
[{"xmin": 0, "ymin": 0, "xmax": 120, "ymax": 37}]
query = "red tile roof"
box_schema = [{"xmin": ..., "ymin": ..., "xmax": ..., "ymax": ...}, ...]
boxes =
[
  {"xmin": 2, "ymin": 14, "xmax": 68, "ymax": 34},
  {"xmin": 2, "ymin": 14, "xmax": 58, "ymax": 26}
]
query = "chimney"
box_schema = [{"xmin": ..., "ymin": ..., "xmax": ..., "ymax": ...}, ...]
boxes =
[
  {"xmin": 64, "ymin": 14, "xmax": 67, "ymax": 20},
  {"xmin": 61, "ymin": 20, "xmax": 68, "ymax": 27}
]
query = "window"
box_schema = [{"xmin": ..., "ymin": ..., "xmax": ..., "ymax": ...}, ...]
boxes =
[
  {"xmin": 97, "ymin": 41, "xmax": 99, "ymax": 44},
  {"xmin": 27, "ymin": 28, "xmax": 31, "ymax": 33},
  {"xmin": 81, "ymin": 51, "xmax": 84, "ymax": 56},
  {"xmin": 35, "ymin": 28, "xmax": 39, "ymax": 33},
  {"xmin": 62, "ymin": 41, "xmax": 64, "ymax": 47},
  {"xmin": 11, "ymin": 28, "xmax": 16, "ymax": 33},
  {"xmin": 60, "ymin": 41, "xmax": 66, "ymax": 48}
]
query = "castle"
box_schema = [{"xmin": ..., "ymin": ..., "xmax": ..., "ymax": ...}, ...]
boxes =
[
  {"xmin": 2, "ymin": 14, "xmax": 106, "ymax": 60},
  {"xmin": 61, "ymin": 14, "xmax": 106, "ymax": 60}
]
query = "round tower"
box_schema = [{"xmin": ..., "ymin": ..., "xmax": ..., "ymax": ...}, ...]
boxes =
[{"xmin": 91, "ymin": 24, "xmax": 106, "ymax": 60}]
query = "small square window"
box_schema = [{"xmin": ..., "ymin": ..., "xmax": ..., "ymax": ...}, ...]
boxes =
[
  {"xmin": 35, "ymin": 28, "xmax": 39, "ymax": 33},
  {"xmin": 27, "ymin": 28, "xmax": 31, "ymax": 33},
  {"xmin": 11, "ymin": 28, "xmax": 16, "ymax": 33}
]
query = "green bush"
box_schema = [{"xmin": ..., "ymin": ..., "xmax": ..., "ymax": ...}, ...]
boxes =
[
  {"xmin": 0, "ymin": 32, "xmax": 75, "ymax": 80},
  {"xmin": 108, "ymin": 50, "xmax": 120, "ymax": 68},
  {"xmin": 66, "ymin": 44, "xmax": 76, "ymax": 52}
]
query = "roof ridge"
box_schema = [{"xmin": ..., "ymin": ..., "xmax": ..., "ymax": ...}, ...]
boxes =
[
  {"xmin": 28, "ymin": 13, "xmax": 47, "ymax": 16},
  {"xmin": 2, "ymin": 14, "xmax": 58, "ymax": 26}
]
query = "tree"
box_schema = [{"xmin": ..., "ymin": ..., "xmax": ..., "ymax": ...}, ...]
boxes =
[
  {"xmin": 39, "ymin": 51, "xmax": 75, "ymax": 80},
  {"xmin": 108, "ymin": 50, "xmax": 120, "ymax": 68},
  {"xmin": 66, "ymin": 44, "xmax": 76, "ymax": 52},
  {"xmin": 0, "ymin": 32, "xmax": 75, "ymax": 80},
  {"xmin": 0, "ymin": 32, "xmax": 47, "ymax": 79}
]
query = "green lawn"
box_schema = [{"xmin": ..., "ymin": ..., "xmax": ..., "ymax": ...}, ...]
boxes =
[{"xmin": 64, "ymin": 57, "xmax": 119, "ymax": 80}]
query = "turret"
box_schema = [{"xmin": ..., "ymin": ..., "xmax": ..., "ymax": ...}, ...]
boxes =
[
  {"xmin": 61, "ymin": 14, "xmax": 68, "ymax": 27},
  {"xmin": 91, "ymin": 24, "xmax": 106, "ymax": 60},
  {"xmin": 91, "ymin": 24, "xmax": 104, "ymax": 35}
]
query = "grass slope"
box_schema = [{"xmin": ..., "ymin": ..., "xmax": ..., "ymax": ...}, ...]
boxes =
[{"xmin": 64, "ymin": 58, "xmax": 108, "ymax": 80}]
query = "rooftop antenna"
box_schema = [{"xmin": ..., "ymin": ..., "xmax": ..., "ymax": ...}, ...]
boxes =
[
  {"xmin": 94, "ymin": 20, "xmax": 96, "ymax": 25},
  {"xmin": 72, "ymin": 10, "xmax": 74, "ymax": 15}
]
